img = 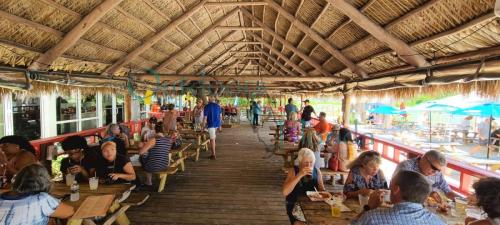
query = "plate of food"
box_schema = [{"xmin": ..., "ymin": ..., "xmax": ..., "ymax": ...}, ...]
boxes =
[{"xmin": 306, "ymin": 191, "xmax": 331, "ymax": 201}]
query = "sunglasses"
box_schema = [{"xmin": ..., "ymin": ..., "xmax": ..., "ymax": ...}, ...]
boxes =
[{"xmin": 425, "ymin": 156, "xmax": 440, "ymax": 172}]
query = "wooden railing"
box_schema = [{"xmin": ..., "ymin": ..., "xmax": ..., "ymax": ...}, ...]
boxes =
[{"xmin": 309, "ymin": 118, "xmax": 499, "ymax": 196}]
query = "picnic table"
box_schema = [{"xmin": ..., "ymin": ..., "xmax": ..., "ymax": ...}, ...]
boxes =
[
  {"xmin": 51, "ymin": 182, "xmax": 135, "ymax": 225},
  {"xmin": 298, "ymin": 196, "xmax": 466, "ymax": 225}
]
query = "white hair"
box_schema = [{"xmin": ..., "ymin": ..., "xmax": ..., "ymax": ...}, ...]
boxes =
[{"xmin": 297, "ymin": 148, "xmax": 316, "ymax": 165}]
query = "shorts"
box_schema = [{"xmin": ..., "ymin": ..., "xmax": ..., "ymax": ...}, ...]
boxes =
[{"xmin": 208, "ymin": 128, "xmax": 217, "ymax": 139}]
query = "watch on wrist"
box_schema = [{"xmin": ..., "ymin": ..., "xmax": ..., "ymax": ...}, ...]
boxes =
[{"xmin": 363, "ymin": 205, "xmax": 371, "ymax": 211}]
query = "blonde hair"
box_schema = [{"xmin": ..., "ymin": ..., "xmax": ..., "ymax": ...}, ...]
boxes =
[
  {"xmin": 297, "ymin": 148, "xmax": 315, "ymax": 165},
  {"xmin": 347, "ymin": 151, "xmax": 381, "ymax": 169},
  {"xmin": 101, "ymin": 141, "xmax": 116, "ymax": 150},
  {"xmin": 299, "ymin": 128, "xmax": 320, "ymax": 152}
]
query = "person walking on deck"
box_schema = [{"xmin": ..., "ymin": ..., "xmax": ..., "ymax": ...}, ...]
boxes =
[
  {"xmin": 204, "ymin": 96, "xmax": 222, "ymax": 160},
  {"xmin": 300, "ymin": 99, "xmax": 316, "ymax": 128},
  {"xmin": 251, "ymin": 101, "xmax": 262, "ymax": 127},
  {"xmin": 285, "ymin": 98, "xmax": 298, "ymax": 121}
]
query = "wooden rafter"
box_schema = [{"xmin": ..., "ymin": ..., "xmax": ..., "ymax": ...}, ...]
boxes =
[
  {"xmin": 204, "ymin": 5, "xmax": 227, "ymax": 55},
  {"xmin": 216, "ymin": 26, "xmax": 263, "ymax": 31},
  {"xmin": 138, "ymin": 74, "xmax": 337, "ymax": 83},
  {"xmin": 328, "ymin": 0, "xmax": 430, "ymax": 68},
  {"xmin": 254, "ymin": 45, "xmax": 301, "ymax": 76},
  {"xmin": 205, "ymin": 2, "xmax": 267, "ymax": 7},
  {"xmin": 242, "ymin": 9, "xmax": 334, "ymax": 77},
  {"xmin": 103, "ymin": 0, "xmax": 207, "ymax": 75},
  {"xmin": 202, "ymin": 44, "xmax": 244, "ymax": 75},
  {"xmin": 178, "ymin": 30, "xmax": 237, "ymax": 74},
  {"xmin": 155, "ymin": 8, "xmax": 239, "ymax": 72},
  {"xmin": 28, "ymin": 0, "xmax": 123, "ymax": 70},
  {"xmin": 249, "ymin": 33, "xmax": 308, "ymax": 76},
  {"xmin": 236, "ymin": 60, "xmax": 251, "ymax": 75},
  {"xmin": 263, "ymin": 0, "xmax": 367, "ymax": 78},
  {"xmin": 223, "ymin": 41, "xmax": 261, "ymax": 44}
]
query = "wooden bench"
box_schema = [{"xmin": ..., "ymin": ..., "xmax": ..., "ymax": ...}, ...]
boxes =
[
  {"xmin": 320, "ymin": 168, "xmax": 349, "ymax": 185},
  {"xmin": 154, "ymin": 166, "xmax": 179, "ymax": 192}
]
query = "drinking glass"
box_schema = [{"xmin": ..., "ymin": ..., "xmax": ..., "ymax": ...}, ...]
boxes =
[
  {"xmin": 331, "ymin": 204, "xmax": 341, "ymax": 217},
  {"xmin": 65, "ymin": 174, "xmax": 75, "ymax": 186},
  {"xmin": 358, "ymin": 194, "xmax": 369, "ymax": 206},
  {"xmin": 455, "ymin": 197, "xmax": 467, "ymax": 215},
  {"xmin": 89, "ymin": 177, "xmax": 99, "ymax": 190}
]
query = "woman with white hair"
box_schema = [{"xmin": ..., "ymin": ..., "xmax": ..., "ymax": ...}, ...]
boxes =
[{"xmin": 282, "ymin": 148, "xmax": 330, "ymax": 225}]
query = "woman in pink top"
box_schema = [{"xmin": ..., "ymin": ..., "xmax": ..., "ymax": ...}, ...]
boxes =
[{"xmin": 284, "ymin": 112, "xmax": 301, "ymax": 143}]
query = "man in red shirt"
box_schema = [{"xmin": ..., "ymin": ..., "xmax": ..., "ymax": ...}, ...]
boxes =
[{"xmin": 314, "ymin": 112, "xmax": 331, "ymax": 142}]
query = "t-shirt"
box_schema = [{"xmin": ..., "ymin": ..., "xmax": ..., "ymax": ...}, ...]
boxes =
[
  {"xmin": 204, "ymin": 102, "xmax": 221, "ymax": 128},
  {"xmin": 60, "ymin": 150, "xmax": 99, "ymax": 182},
  {"xmin": 0, "ymin": 192, "xmax": 60, "ymax": 225},
  {"xmin": 314, "ymin": 120, "xmax": 331, "ymax": 142},
  {"xmin": 285, "ymin": 104, "xmax": 298, "ymax": 117},
  {"xmin": 301, "ymin": 105, "xmax": 315, "ymax": 121},
  {"xmin": 96, "ymin": 154, "xmax": 131, "ymax": 184}
]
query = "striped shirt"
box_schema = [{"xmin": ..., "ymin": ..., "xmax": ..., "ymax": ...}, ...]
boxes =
[
  {"xmin": 140, "ymin": 136, "xmax": 171, "ymax": 172},
  {"xmin": 395, "ymin": 157, "xmax": 452, "ymax": 193},
  {"xmin": 353, "ymin": 202, "xmax": 445, "ymax": 225}
]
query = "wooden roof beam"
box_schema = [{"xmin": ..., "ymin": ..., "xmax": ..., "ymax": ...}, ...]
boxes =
[
  {"xmin": 328, "ymin": 0, "xmax": 430, "ymax": 68},
  {"xmin": 241, "ymin": 9, "xmax": 334, "ymax": 78},
  {"xmin": 234, "ymin": 57, "xmax": 261, "ymax": 60},
  {"xmin": 216, "ymin": 26, "xmax": 262, "ymax": 31},
  {"xmin": 236, "ymin": 60, "xmax": 252, "ymax": 75},
  {"xmin": 29, "ymin": 0, "xmax": 123, "ymax": 70},
  {"xmin": 205, "ymin": 2, "xmax": 267, "ymax": 7},
  {"xmin": 249, "ymin": 33, "xmax": 308, "ymax": 76},
  {"xmin": 254, "ymin": 45, "xmax": 301, "ymax": 76},
  {"xmin": 263, "ymin": 0, "xmax": 367, "ymax": 78},
  {"xmin": 178, "ymin": 30, "xmax": 237, "ymax": 74},
  {"xmin": 230, "ymin": 51, "xmax": 261, "ymax": 54},
  {"xmin": 155, "ymin": 7, "xmax": 239, "ymax": 72},
  {"xmin": 137, "ymin": 74, "xmax": 337, "ymax": 83},
  {"xmin": 223, "ymin": 41, "xmax": 261, "ymax": 44},
  {"xmin": 104, "ymin": 0, "xmax": 207, "ymax": 75},
  {"xmin": 202, "ymin": 44, "xmax": 244, "ymax": 75}
]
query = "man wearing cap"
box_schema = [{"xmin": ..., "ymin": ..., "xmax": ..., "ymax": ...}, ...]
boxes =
[
  {"xmin": 300, "ymin": 99, "xmax": 316, "ymax": 128},
  {"xmin": 394, "ymin": 150, "xmax": 456, "ymax": 204}
]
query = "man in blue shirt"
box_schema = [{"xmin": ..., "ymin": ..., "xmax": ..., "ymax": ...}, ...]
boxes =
[
  {"xmin": 395, "ymin": 150, "xmax": 456, "ymax": 203},
  {"xmin": 353, "ymin": 170, "xmax": 445, "ymax": 225},
  {"xmin": 284, "ymin": 98, "xmax": 298, "ymax": 120},
  {"xmin": 204, "ymin": 95, "xmax": 222, "ymax": 160}
]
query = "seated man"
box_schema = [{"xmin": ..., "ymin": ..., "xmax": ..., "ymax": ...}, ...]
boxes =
[
  {"xmin": 313, "ymin": 112, "xmax": 331, "ymax": 144},
  {"xmin": 353, "ymin": 170, "xmax": 445, "ymax": 225},
  {"xmin": 60, "ymin": 135, "xmax": 99, "ymax": 182},
  {"xmin": 395, "ymin": 150, "xmax": 455, "ymax": 203}
]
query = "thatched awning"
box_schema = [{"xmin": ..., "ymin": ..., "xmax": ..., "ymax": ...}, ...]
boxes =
[{"xmin": 0, "ymin": 0, "xmax": 498, "ymax": 97}]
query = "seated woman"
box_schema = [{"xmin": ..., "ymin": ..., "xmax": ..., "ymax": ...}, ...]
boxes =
[
  {"xmin": 60, "ymin": 135, "xmax": 99, "ymax": 182},
  {"xmin": 0, "ymin": 135, "xmax": 38, "ymax": 182},
  {"xmin": 284, "ymin": 112, "xmax": 301, "ymax": 143},
  {"xmin": 282, "ymin": 148, "xmax": 330, "ymax": 225},
  {"xmin": 97, "ymin": 141, "xmax": 136, "ymax": 184},
  {"xmin": 343, "ymin": 151, "xmax": 388, "ymax": 198},
  {"xmin": 0, "ymin": 164, "xmax": 74, "ymax": 224},
  {"xmin": 141, "ymin": 117, "xmax": 157, "ymax": 142},
  {"xmin": 299, "ymin": 129, "xmax": 321, "ymax": 168},
  {"xmin": 103, "ymin": 124, "xmax": 128, "ymax": 156},
  {"xmin": 139, "ymin": 124, "xmax": 172, "ymax": 186},
  {"xmin": 465, "ymin": 177, "xmax": 500, "ymax": 225}
]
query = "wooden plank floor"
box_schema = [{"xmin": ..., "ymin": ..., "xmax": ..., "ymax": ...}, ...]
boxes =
[{"xmin": 128, "ymin": 123, "xmax": 289, "ymax": 225}]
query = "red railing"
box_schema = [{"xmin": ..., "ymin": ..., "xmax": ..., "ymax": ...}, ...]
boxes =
[
  {"xmin": 29, "ymin": 120, "xmax": 146, "ymax": 158},
  {"xmin": 309, "ymin": 118, "xmax": 499, "ymax": 196}
]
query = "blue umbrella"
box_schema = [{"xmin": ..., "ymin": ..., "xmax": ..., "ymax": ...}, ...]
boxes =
[
  {"xmin": 459, "ymin": 103, "xmax": 500, "ymax": 159},
  {"xmin": 369, "ymin": 105, "xmax": 401, "ymax": 115}
]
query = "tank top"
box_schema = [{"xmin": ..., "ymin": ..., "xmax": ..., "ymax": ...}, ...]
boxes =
[
  {"xmin": 141, "ymin": 136, "xmax": 171, "ymax": 172},
  {"xmin": 285, "ymin": 166, "xmax": 318, "ymax": 204}
]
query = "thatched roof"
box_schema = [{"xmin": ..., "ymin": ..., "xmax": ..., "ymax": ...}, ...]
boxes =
[{"xmin": 0, "ymin": 0, "xmax": 498, "ymax": 97}]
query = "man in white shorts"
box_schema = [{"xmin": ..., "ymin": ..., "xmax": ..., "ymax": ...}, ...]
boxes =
[{"xmin": 203, "ymin": 96, "xmax": 222, "ymax": 160}]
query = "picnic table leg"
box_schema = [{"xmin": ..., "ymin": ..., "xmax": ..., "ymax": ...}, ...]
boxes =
[
  {"xmin": 158, "ymin": 174, "xmax": 168, "ymax": 192},
  {"xmin": 178, "ymin": 152, "xmax": 185, "ymax": 172},
  {"xmin": 67, "ymin": 219, "xmax": 83, "ymax": 225},
  {"xmin": 108, "ymin": 202, "xmax": 130, "ymax": 225}
]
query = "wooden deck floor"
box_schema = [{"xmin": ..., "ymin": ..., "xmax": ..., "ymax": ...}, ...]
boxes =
[{"xmin": 128, "ymin": 124, "xmax": 289, "ymax": 225}]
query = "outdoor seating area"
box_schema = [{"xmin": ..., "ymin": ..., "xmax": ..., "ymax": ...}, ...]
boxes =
[{"xmin": 0, "ymin": 0, "xmax": 500, "ymax": 224}]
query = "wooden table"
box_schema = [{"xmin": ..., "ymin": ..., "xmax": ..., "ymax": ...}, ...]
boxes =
[
  {"xmin": 299, "ymin": 196, "xmax": 466, "ymax": 225},
  {"xmin": 51, "ymin": 182, "xmax": 134, "ymax": 225}
]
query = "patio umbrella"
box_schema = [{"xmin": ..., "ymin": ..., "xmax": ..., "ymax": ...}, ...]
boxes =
[
  {"xmin": 369, "ymin": 105, "xmax": 401, "ymax": 115},
  {"xmin": 460, "ymin": 103, "xmax": 500, "ymax": 159}
]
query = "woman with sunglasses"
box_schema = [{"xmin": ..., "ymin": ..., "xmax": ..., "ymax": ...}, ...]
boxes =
[
  {"xmin": 343, "ymin": 151, "xmax": 388, "ymax": 198},
  {"xmin": 395, "ymin": 150, "xmax": 456, "ymax": 204}
]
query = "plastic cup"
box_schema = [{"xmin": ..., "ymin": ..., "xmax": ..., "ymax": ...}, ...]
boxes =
[
  {"xmin": 331, "ymin": 204, "xmax": 341, "ymax": 217},
  {"xmin": 65, "ymin": 174, "xmax": 75, "ymax": 186},
  {"xmin": 455, "ymin": 197, "xmax": 467, "ymax": 215},
  {"xmin": 358, "ymin": 194, "xmax": 369, "ymax": 206},
  {"xmin": 383, "ymin": 190, "xmax": 391, "ymax": 203},
  {"xmin": 89, "ymin": 177, "xmax": 99, "ymax": 190}
]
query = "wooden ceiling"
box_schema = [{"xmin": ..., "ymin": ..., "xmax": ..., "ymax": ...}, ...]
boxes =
[{"xmin": 0, "ymin": 0, "xmax": 498, "ymax": 93}]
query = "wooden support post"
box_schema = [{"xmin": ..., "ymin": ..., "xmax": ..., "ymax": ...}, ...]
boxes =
[{"xmin": 342, "ymin": 93, "xmax": 351, "ymax": 128}]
